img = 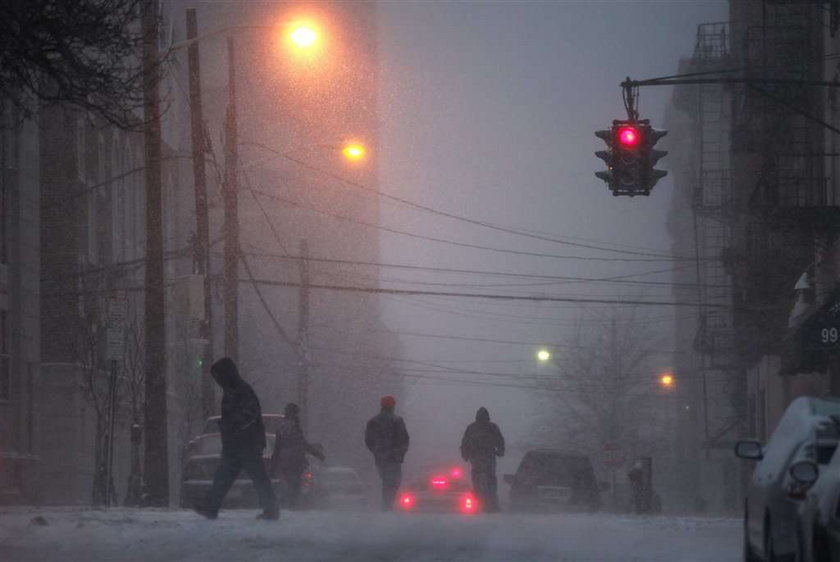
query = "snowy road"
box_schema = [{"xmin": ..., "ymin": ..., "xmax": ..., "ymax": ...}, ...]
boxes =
[{"xmin": 0, "ymin": 508, "xmax": 740, "ymax": 562}]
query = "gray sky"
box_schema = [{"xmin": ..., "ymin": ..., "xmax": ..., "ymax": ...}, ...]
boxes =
[{"xmin": 376, "ymin": 1, "xmax": 727, "ymax": 471}]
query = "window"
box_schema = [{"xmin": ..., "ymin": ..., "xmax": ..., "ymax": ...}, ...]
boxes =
[{"xmin": 0, "ymin": 310, "xmax": 9, "ymax": 402}]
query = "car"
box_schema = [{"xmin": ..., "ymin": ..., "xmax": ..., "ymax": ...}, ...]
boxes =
[
  {"xmin": 318, "ymin": 467, "xmax": 369, "ymax": 510},
  {"xmin": 180, "ymin": 414, "xmax": 321, "ymax": 509},
  {"xmin": 784, "ymin": 415, "xmax": 840, "ymax": 562},
  {"xmin": 736, "ymin": 397, "xmax": 840, "ymax": 562},
  {"xmin": 396, "ymin": 465, "xmax": 479, "ymax": 514},
  {"xmin": 503, "ymin": 449, "xmax": 603, "ymax": 512}
]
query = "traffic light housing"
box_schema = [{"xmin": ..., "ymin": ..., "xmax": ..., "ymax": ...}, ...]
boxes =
[{"xmin": 594, "ymin": 119, "xmax": 668, "ymax": 196}]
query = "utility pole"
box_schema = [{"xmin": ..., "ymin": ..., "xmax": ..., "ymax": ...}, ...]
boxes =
[
  {"xmin": 141, "ymin": 0, "xmax": 169, "ymax": 506},
  {"xmin": 223, "ymin": 37, "xmax": 239, "ymax": 360},
  {"xmin": 297, "ymin": 239, "xmax": 310, "ymax": 432},
  {"xmin": 186, "ymin": 8, "xmax": 215, "ymax": 418}
]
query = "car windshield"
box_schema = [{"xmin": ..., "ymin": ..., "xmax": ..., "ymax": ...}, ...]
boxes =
[
  {"xmin": 188, "ymin": 433, "xmax": 275, "ymax": 456},
  {"xmin": 517, "ymin": 453, "xmax": 594, "ymax": 487},
  {"xmin": 200, "ymin": 415, "xmax": 284, "ymax": 435}
]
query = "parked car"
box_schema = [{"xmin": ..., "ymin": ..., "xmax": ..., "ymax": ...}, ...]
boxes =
[
  {"xmin": 736, "ymin": 397, "xmax": 840, "ymax": 562},
  {"xmin": 789, "ymin": 415, "xmax": 840, "ymax": 562},
  {"xmin": 180, "ymin": 414, "xmax": 322, "ymax": 509},
  {"xmin": 503, "ymin": 449, "xmax": 603, "ymax": 512},
  {"xmin": 318, "ymin": 467, "xmax": 368, "ymax": 510}
]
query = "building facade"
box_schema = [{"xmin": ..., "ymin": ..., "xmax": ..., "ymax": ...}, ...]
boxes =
[
  {"xmin": 0, "ymin": 103, "xmax": 40, "ymax": 504},
  {"xmin": 667, "ymin": 0, "xmax": 840, "ymax": 511}
]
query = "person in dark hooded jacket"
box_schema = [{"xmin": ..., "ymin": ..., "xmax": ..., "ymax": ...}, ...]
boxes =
[
  {"xmin": 194, "ymin": 357, "xmax": 278, "ymax": 520},
  {"xmin": 460, "ymin": 406, "xmax": 505, "ymax": 512},
  {"xmin": 365, "ymin": 395, "xmax": 409, "ymax": 511},
  {"xmin": 269, "ymin": 402, "xmax": 325, "ymax": 508}
]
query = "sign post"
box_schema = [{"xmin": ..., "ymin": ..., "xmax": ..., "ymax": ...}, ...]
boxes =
[
  {"xmin": 602, "ymin": 442, "xmax": 626, "ymax": 510},
  {"xmin": 105, "ymin": 291, "xmax": 127, "ymax": 507}
]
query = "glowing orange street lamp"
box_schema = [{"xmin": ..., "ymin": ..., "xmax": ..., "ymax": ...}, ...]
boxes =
[
  {"xmin": 658, "ymin": 372, "xmax": 675, "ymax": 389},
  {"xmin": 342, "ymin": 143, "xmax": 366, "ymax": 161},
  {"xmin": 289, "ymin": 24, "xmax": 318, "ymax": 49}
]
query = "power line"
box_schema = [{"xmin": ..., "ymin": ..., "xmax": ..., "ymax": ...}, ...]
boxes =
[
  {"xmin": 250, "ymin": 188, "xmax": 695, "ymax": 264},
  {"xmin": 248, "ymin": 142, "xmax": 686, "ymax": 259},
  {"xmin": 240, "ymin": 276, "xmax": 732, "ymax": 309},
  {"xmin": 242, "ymin": 250, "xmax": 724, "ymax": 290},
  {"xmin": 314, "ymin": 325, "xmax": 688, "ymax": 353}
]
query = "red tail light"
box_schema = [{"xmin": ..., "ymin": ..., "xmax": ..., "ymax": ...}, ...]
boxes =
[
  {"xmin": 451, "ymin": 467, "xmax": 463, "ymax": 479},
  {"xmin": 461, "ymin": 494, "xmax": 478, "ymax": 514},
  {"xmin": 399, "ymin": 493, "xmax": 415, "ymax": 510}
]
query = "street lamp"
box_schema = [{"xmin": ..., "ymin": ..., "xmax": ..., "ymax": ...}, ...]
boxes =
[
  {"xmin": 181, "ymin": 10, "xmax": 329, "ymax": 363},
  {"xmin": 537, "ymin": 349, "xmax": 552, "ymax": 363},
  {"xmin": 342, "ymin": 142, "xmax": 366, "ymax": 161},
  {"xmin": 289, "ymin": 24, "xmax": 318, "ymax": 49},
  {"xmin": 658, "ymin": 371, "xmax": 675, "ymax": 389},
  {"xmin": 239, "ymin": 140, "xmax": 369, "ymax": 171}
]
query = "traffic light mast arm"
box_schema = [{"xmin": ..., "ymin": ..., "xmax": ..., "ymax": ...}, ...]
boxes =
[
  {"xmin": 621, "ymin": 76, "xmax": 840, "ymax": 136},
  {"xmin": 622, "ymin": 77, "xmax": 840, "ymax": 89}
]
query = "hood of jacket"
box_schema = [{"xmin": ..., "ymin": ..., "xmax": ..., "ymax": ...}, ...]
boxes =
[
  {"xmin": 210, "ymin": 357, "xmax": 242, "ymax": 390},
  {"xmin": 476, "ymin": 407, "xmax": 490, "ymax": 423}
]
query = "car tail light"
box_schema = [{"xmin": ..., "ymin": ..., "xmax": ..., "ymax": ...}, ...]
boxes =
[
  {"xmin": 399, "ymin": 493, "xmax": 415, "ymax": 510},
  {"xmin": 461, "ymin": 494, "xmax": 478, "ymax": 514},
  {"xmin": 451, "ymin": 467, "xmax": 464, "ymax": 479},
  {"xmin": 430, "ymin": 476, "xmax": 449, "ymax": 490},
  {"xmin": 302, "ymin": 471, "xmax": 314, "ymax": 487}
]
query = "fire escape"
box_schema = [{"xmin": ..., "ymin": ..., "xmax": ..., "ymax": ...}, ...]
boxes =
[
  {"xmin": 737, "ymin": 2, "xmax": 834, "ymax": 373},
  {"xmin": 686, "ymin": 22, "xmax": 745, "ymax": 452}
]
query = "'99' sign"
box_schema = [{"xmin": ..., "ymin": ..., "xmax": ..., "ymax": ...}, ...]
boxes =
[{"xmin": 821, "ymin": 327, "xmax": 840, "ymax": 345}]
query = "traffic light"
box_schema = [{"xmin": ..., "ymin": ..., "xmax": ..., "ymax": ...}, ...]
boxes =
[{"xmin": 594, "ymin": 119, "xmax": 668, "ymax": 196}]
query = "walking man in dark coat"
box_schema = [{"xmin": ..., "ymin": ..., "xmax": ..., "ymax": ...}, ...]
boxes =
[
  {"xmin": 269, "ymin": 402, "xmax": 325, "ymax": 508},
  {"xmin": 365, "ymin": 395, "xmax": 409, "ymax": 511},
  {"xmin": 460, "ymin": 406, "xmax": 505, "ymax": 513},
  {"xmin": 195, "ymin": 357, "xmax": 278, "ymax": 520}
]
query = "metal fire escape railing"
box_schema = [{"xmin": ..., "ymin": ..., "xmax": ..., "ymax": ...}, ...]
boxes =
[
  {"xmin": 692, "ymin": 22, "xmax": 735, "ymax": 362},
  {"xmin": 738, "ymin": 2, "xmax": 829, "ymax": 351}
]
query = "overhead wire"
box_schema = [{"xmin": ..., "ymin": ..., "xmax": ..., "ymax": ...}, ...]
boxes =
[
  {"xmin": 249, "ymin": 187, "xmax": 695, "ymax": 263},
  {"xmin": 246, "ymin": 142, "xmax": 687, "ymax": 259}
]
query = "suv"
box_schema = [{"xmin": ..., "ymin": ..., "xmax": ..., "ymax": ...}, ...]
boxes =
[
  {"xmin": 504, "ymin": 449, "xmax": 602, "ymax": 512},
  {"xmin": 180, "ymin": 414, "xmax": 321, "ymax": 509}
]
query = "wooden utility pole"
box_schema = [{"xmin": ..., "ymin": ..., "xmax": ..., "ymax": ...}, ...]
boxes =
[
  {"xmin": 223, "ymin": 37, "xmax": 239, "ymax": 360},
  {"xmin": 298, "ymin": 239, "xmax": 310, "ymax": 432},
  {"xmin": 141, "ymin": 0, "xmax": 169, "ymax": 506},
  {"xmin": 186, "ymin": 8, "xmax": 215, "ymax": 418}
]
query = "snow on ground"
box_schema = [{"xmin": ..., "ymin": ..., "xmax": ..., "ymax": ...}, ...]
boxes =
[{"xmin": 0, "ymin": 507, "xmax": 740, "ymax": 562}]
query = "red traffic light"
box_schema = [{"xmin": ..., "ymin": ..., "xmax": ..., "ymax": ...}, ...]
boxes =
[{"xmin": 617, "ymin": 126, "xmax": 640, "ymax": 147}]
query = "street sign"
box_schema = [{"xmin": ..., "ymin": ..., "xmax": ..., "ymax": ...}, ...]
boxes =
[
  {"xmin": 106, "ymin": 291, "xmax": 127, "ymax": 361},
  {"xmin": 602, "ymin": 442, "xmax": 626, "ymax": 468}
]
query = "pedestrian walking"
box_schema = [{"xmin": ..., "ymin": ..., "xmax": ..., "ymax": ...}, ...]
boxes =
[
  {"xmin": 365, "ymin": 395, "xmax": 409, "ymax": 511},
  {"xmin": 460, "ymin": 406, "xmax": 505, "ymax": 513},
  {"xmin": 269, "ymin": 402, "xmax": 325, "ymax": 508},
  {"xmin": 194, "ymin": 357, "xmax": 278, "ymax": 520}
]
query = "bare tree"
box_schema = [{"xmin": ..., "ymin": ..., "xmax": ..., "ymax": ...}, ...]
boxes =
[
  {"xmin": 68, "ymin": 309, "xmax": 116, "ymax": 506},
  {"xmin": 537, "ymin": 307, "xmax": 668, "ymax": 459},
  {"xmin": 121, "ymin": 299, "xmax": 145, "ymax": 506},
  {"xmin": 0, "ymin": 0, "xmax": 150, "ymax": 129}
]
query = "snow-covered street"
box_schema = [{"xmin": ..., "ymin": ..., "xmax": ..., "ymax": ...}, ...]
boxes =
[{"xmin": 0, "ymin": 508, "xmax": 740, "ymax": 562}]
